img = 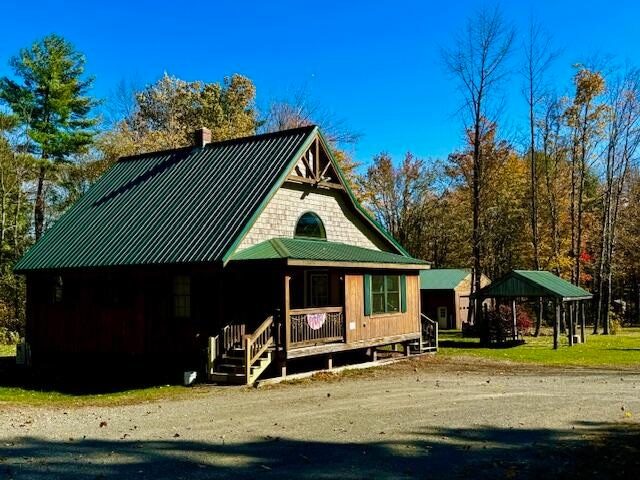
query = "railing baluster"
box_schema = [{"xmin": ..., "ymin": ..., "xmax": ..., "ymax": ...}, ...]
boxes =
[{"xmin": 287, "ymin": 307, "xmax": 345, "ymax": 347}]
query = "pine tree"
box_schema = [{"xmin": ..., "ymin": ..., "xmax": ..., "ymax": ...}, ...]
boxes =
[{"xmin": 0, "ymin": 34, "xmax": 98, "ymax": 240}]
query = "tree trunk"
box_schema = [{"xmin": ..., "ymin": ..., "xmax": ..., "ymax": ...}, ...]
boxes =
[
  {"xmin": 34, "ymin": 164, "xmax": 46, "ymax": 241},
  {"xmin": 570, "ymin": 139, "xmax": 578, "ymax": 285},
  {"xmin": 529, "ymin": 97, "xmax": 540, "ymax": 271},
  {"xmin": 470, "ymin": 108, "xmax": 482, "ymax": 327}
]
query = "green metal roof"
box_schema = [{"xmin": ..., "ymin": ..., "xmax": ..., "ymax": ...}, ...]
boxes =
[
  {"xmin": 476, "ymin": 270, "xmax": 592, "ymax": 301},
  {"xmin": 15, "ymin": 126, "xmax": 408, "ymax": 272},
  {"xmin": 420, "ymin": 269, "xmax": 470, "ymax": 290},
  {"xmin": 15, "ymin": 127, "xmax": 316, "ymax": 271},
  {"xmin": 231, "ymin": 238, "xmax": 427, "ymax": 269}
]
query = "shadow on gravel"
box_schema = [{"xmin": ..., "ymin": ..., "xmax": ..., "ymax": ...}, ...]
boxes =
[{"xmin": 1, "ymin": 422, "xmax": 638, "ymax": 479}]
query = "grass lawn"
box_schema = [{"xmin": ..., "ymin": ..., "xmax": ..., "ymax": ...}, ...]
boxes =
[
  {"xmin": 0, "ymin": 383, "xmax": 193, "ymax": 407},
  {"xmin": 439, "ymin": 327, "xmax": 640, "ymax": 367},
  {"xmin": 0, "ymin": 344, "xmax": 198, "ymax": 406}
]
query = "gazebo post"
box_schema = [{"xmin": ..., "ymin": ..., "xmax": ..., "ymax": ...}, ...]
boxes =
[
  {"xmin": 580, "ymin": 301, "xmax": 586, "ymax": 343},
  {"xmin": 568, "ymin": 302, "xmax": 574, "ymax": 346},
  {"xmin": 511, "ymin": 298, "xmax": 517, "ymax": 340},
  {"xmin": 554, "ymin": 300, "xmax": 560, "ymax": 350},
  {"xmin": 481, "ymin": 299, "xmax": 489, "ymax": 346}
]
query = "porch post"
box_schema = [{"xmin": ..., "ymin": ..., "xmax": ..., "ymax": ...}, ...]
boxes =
[
  {"xmin": 284, "ymin": 275, "xmax": 291, "ymax": 352},
  {"xmin": 279, "ymin": 274, "xmax": 291, "ymax": 378}
]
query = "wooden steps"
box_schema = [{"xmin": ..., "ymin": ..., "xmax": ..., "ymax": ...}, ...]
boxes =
[{"xmin": 209, "ymin": 347, "xmax": 273, "ymax": 385}]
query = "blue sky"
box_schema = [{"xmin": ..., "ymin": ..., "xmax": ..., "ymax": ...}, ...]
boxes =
[{"xmin": 1, "ymin": 0, "xmax": 640, "ymax": 166}]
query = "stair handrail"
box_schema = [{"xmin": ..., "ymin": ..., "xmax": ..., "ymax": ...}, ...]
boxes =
[
  {"xmin": 208, "ymin": 323, "xmax": 246, "ymax": 374},
  {"xmin": 244, "ymin": 315, "xmax": 275, "ymax": 381},
  {"xmin": 420, "ymin": 313, "xmax": 439, "ymax": 350}
]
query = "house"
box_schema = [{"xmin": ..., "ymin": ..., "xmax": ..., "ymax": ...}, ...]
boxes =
[
  {"xmin": 15, "ymin": 126, "xmax": 434, "ymax": 384},
  {"xmin": 420, "ymin": 269, "xmax": 490, "ymax": 329}
]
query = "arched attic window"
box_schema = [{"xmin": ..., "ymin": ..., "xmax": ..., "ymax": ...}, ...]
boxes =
[{"xmin": 294, "ymin": 212, "xmax": 326, "ymax": 240}]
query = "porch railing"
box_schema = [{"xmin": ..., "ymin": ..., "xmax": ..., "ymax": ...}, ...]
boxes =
[
  {"xmin": 288, "ymin": 306, "xmax": 344, "ymax": 348},
  {"xmin": 208, "ymin": 323, "xmax": 246, "ymax": 373},
  {"xmin": 421, "ymin": 313, "xmax": 438, "ymax": 351},
  {"xmin": 244, "ymin": 315, "xmax": 275, "ymax": 379}
]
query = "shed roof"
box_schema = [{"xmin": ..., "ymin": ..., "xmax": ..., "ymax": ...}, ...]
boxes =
[
  {"xmin": 15, "ymin": 126, "xmax": 405, "ymax": 272},
  {"xmin": 419, "ymin": 269, "xmax": 470, "ymax": 290},
  {"xmin": 231, "ymin": 238, "xmax": 427, "ymax": 269},
  {"xmin": 476, "ymin": 270, "xmax": 592, "ymax": 301}
]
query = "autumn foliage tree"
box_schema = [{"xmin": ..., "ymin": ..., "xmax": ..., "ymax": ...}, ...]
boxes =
[
  {"xmin": 98, "ymin": 73, "xmax": 259, "ymax": 166},
  {"xmin": 564, "ymin": 66, "xmax": 608, "ymax": 287},
  {"xmin": 442, "ymin": 5, "xmax": 514, "ymax": 323},
  {"xmin": 358, "ymin": 152, "xmax": 436, "ymax": 259}
]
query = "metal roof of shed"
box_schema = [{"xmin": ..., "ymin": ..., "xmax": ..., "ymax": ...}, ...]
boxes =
[
  {"xmin": 476, "ymin": 270, "xmax": 592, "ymax": 301},
  {"xmin": 15, "ymin": 126, "xmax": 406, "ymax": 272},
  {"xmin": 232, "ymin": 238, "xmax": 427, "ymax": 269},
  {"xmin": 419, "ymin": 269, "xmax": 470, "ymax": 290}
]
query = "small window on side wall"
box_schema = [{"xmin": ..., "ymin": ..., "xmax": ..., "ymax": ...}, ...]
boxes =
[
  {"xmin": 173, "ymin": 275, "xmax": 191, "ymax": 319},
  {"xmin": 52, "ymin": 275, "xmax": 64, "ymax": 304},
  {"xmin": 295, "ymin": 212, "xmax": 326, "ymax": 240}
]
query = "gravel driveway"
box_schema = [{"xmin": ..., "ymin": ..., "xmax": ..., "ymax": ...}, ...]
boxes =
[{"xmin": 1, "ymin": 356, "xmax": 639, "ymax": 479}]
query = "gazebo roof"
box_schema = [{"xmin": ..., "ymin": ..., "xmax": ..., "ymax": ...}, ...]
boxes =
[{"xmin": 475, "ymin": 270, "xmax": 592, "ymax": 302}]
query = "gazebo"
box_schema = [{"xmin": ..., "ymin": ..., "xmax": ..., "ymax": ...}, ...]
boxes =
[{"xmin": 474, "ymin": 270, "xmax": 593, "ymax": 349}]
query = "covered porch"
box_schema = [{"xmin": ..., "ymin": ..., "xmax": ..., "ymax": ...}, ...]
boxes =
[{"xmin": 208, "ymin": 238, "xmax": 433, "ymax": 384}]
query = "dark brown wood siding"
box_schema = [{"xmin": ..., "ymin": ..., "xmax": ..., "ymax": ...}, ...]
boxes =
[{"xmin": 25, "ymin": 268, "xmax": 225, "ymax": 366}]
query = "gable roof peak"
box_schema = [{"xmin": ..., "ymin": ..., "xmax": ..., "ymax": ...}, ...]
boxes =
[{"xmin": 198, "ymin": 125, "xmax": 318, "ymax": 153}]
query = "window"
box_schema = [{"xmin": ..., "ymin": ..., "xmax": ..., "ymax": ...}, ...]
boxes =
[
  {"xmin": 364, "ymin": 274, "xmax": 406, "ymax": 315},
  {"xmin": 295, "ymin": 212, "xmax": 326, "ymax": 239},
  {"xmin": 52, "ymin": 275, "xmax": 64, "ymax": 304},
  {"xmin": 308, "ymin": 272, "xmax": 329, "ymax": 307},
  {"xmin": 173, "ymin": 275, "xmax": 191, "ymax": 319},
  {"xmin": 371, "ymin": 275, "xmax": 400, "ymax": 314}
]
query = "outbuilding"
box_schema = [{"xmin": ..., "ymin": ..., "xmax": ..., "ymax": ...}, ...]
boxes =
[{"xmin": 420, "ymin": 269, "xmax": 490, "ymax": 329}]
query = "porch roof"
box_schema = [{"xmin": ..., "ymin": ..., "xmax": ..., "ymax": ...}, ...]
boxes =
[{"xmin": 230, "ymin": 238, "xmax": 428, "ymax": 269}]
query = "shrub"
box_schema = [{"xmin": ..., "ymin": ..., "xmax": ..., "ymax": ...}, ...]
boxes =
[{"xmin": 485, "ymin": 304, "xmax": 533, "ymax": 341}]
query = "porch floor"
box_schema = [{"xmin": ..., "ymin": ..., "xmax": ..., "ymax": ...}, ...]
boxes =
[{"xmin": 285, "ymin": 332, "xmax": 421, "ymax": 359}]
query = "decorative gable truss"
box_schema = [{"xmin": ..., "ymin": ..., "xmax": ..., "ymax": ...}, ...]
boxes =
[{"xmin": 287, "ymin": 136, "xmax": 344, "ymax": 190}]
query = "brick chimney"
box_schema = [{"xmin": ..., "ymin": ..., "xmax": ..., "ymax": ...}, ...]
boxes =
[{"xmin": 194, "ymin": 127, "xmax": 212, "ymax": 148}]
